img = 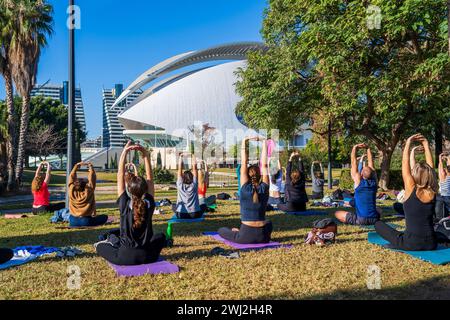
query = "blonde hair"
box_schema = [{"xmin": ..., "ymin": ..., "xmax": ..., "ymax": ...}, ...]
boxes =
[
  {"xmin": 411, "ymin": 162, "xmax": 438, "ymax": 197},
  {"xmin": 32, "ymin": 175, "xmax": 44, "ymax": 192}
]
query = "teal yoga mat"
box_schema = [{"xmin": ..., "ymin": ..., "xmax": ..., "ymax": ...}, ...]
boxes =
[{"xmin": 368, "ymin": 232, "xmax": 450, "ymax": 265}]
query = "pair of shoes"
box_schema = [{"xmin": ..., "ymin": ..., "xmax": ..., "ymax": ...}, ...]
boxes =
[{"xmin": 220, "ymin": 251, "xmax": 240, "ymax": 259}]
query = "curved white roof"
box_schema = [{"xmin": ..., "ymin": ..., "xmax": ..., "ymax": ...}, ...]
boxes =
[
  {"xmin": 118, "ymin": 60, "xmax": 251, "ymax": 138},
  {"xmin": 113, "ymin": 42, "xmax": 267, "ymax": 108}
]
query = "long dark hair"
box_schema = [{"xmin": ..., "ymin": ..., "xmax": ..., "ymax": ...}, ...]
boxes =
[
  {"xmin": 182, "ymin": 170, "xmax": 194, "ymax": 185},
  {"xmin": 125, "ymin": 173, "xmax": 148, "ymax": 229},
  {"xmin": 248, "ymin": 165, "xmax": 261, "ymax": 203},
  {"xmin": 290, "ymin": 168, "xmax": 301, "ymax": 185},
  {"xmin": 73, "ymin": 179, "xmax": 87, "ymax": 192}
]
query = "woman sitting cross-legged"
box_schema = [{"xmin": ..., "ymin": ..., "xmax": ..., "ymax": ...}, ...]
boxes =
[
  {"xmin": 95, "ymin": 142, "xmax": 167, "ymax": 266},
  {"xmin": 268, "ymin": 158, "xmax": 284, "ymax": 207},
  {"xmin": 218, "ymin": 136, "xmax": 272, "ymax": 244},
  {"xmin": 277, "ymin": 151, "xmax": 308, "ymax": 212},
  {"xmin": 375, "ymin": 134, "xmax": 438, "ymax": 251},
  {"xmin": 0, "ymin": 248, "xmax": 14, "ymax": 264},
  {"xmin": 32, "ymin": 161, "xmax": 65, "ymax": 214},
  {"xmin": 311, "ymin": 161, "xmax": 325, "ymax": 200},
  {"xmin": 436, "ymin": 153, "xmax": 450, "ymax": 221},
  {"xmin": 68, "ymin": 162, "xmax": 108, "ymax": 227},
  {"xmin": 335, "ymin": 144, "xmax": 380, "ymax": 226},
  {"xmin": 172, "ymin": 152, "xmax": 204, "ymax": 219}
]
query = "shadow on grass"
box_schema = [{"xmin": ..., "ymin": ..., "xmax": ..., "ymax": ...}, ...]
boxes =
[{"xmin": 250, "ymin": 275, "xmax": 450, "ymax": 300}]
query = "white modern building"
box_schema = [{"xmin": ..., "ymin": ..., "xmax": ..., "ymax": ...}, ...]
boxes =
[
  {"xmin": 31, "ymin": 82, "xmax": 86, "ymax": 132},
  {"xmin": 102, "ymin": 84, "xmax": 142, "ymax": 148},
  {"xmin": 111, "ymin": 42, "xmax": 311, "ymax": 168}
]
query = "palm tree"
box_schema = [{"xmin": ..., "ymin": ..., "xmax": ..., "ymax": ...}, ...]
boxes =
[
  {"xmin": 6, "ymin": 0, "xmax": 53, "ymax": 185},
  {"xmin": 0, "ymin": 0, "xmax": 17, "ymax": 190}
]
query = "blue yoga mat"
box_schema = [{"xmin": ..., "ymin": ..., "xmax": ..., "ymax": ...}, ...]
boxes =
[
  {"xmin": 168, "ymin": 213, "xmax": 207, "ymax": 224},
  {"xmin": 360, "ymin": 223, "xmax": 402, "ymax": 230},
  {"xmin": 368, "ymin": 232, "xmax": 450, "ymax": 265},
  {"xmin": 283, "ymin": 210, "xmax": 328, "ymax": 216}
]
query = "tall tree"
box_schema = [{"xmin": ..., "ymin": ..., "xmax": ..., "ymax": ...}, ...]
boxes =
[
  {"xmin": 6, "ymin": 0, "xmax": 53, "ymax": 185},
  {"xmin": 0, "ymin": 0, "xmax": 18, "ymax": 190},
  {"xmin": 236, "ymin": 0, "xmax": 450, "ymax": 189}
]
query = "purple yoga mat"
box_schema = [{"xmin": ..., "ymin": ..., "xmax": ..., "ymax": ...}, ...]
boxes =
[
  {"xmin": 206, "ymin": 233, "xmax": 292, "ymax": 250},
  {"xmin": 108, "ymin": 259, "xmax": 179, "ymax": 277}
]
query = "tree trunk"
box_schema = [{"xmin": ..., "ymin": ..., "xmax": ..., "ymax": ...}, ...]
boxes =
[
  {"xmin": 4, "ymin": 70, "xmax": 16, "ymax": 191},
  {"xmin": 15, "ymin": 94, "xmax": 31, "ymax": 186},
  {"xmin": 378, "ymin": 148, "xmax": 394, "ymax": 191}
]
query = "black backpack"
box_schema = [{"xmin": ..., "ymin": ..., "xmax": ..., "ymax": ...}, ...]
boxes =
[
  {"xmin": 216, "ymin": 193, "xmax": 231, "ymax": 200},
  {"xmin": 434, "ymin": 217, "xmax": 450, "ymax": 245}
]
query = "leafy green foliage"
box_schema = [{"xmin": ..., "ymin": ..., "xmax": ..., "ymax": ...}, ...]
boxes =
[{"xmin": 236, "ymin": 0, "xmax": 450, "ymax": 188}]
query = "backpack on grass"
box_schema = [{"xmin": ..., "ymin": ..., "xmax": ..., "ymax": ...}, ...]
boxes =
[{"xmin": 305, "ymin": 218, "xmax": 338, "ymax": 246}]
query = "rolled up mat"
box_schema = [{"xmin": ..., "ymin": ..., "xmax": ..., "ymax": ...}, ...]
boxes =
[
  {"xmin": 368, "ymin": 232, "xmax": 450, "ymax": 265},
  {"xmin": 108, "ymin": 258, "xmax": 179, "ymax": 277},
  {"xmin": 4, "ymin": 214, "xmax": 34, "ymax": 219},
  {"xmin": 203, "ymin": 232, "xmax": 292, "ymax": 250}
]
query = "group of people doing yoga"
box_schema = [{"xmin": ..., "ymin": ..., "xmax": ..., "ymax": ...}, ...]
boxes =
[{"xmin": 1, "ymin": 133, "xmax": 447, "ymax": 267}]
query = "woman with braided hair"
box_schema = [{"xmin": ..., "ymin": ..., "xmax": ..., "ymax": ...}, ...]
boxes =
[
  {"xmin": 95, "ymin": 141, "xmax": 167, "ymax": 266},
  {"xmin": 218, "ymin": 136, "xmax": 272, "ymax": 244},
  {"xmin": 375, "ymin": 134, "xmax": 438, "ymax": 251}
]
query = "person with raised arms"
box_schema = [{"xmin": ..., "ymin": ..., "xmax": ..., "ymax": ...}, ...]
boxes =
[
  {"xmin": 375, "ymin": 134, "xmax": 438, "ymax": 251},
  {"xmin": 31, "ymin": 161, "xmax": 65, "ymax": 214},
  {"xmin": 218, "ymin": 136, "xmax": 272, "ymax": 244},
  {"xmin": 335, "ymin": 143, "xmax": 380, "ymax": 225},
  {"xmin": 197, "ymin": 159, "xmax": 216, "ymax": 211},
  {"xmin": 173, "ymin": 152, "xmax": 203, "ymax": 219},
  {"xmin": 68, "ymin": 161, "xmax": 108, "ymax": 227},
  {"xmin": 277, "ymin": 151, "xmax": 308, "ymax": 212},
  {"xmin": 268, "ymin": 157, "xmax": 284, "ymax": 207},
  {"xmin": 311, "ymin": 161, "xmax": 325, "ymax": 200},
  {"xmin": 436, "ymin": 153, "xmax": 450, "ymax": 221},
  {"xmin": 95, "ymin": 141, "xmax": 167, "ymax": 265}
]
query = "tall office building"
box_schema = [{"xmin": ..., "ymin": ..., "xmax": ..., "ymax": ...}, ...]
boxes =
[
  {"xmin": 30, "ymin": 82, "xmax": 86, "ymax": 132},
  {"xmin": 102, "ymin": 84, "xmax": 141, "ymax": 148}
]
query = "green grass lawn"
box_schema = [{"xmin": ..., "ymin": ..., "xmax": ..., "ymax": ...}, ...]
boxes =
[{"xmin": 0, "ymin": 192, "xmax": 449, "ymax": 300}]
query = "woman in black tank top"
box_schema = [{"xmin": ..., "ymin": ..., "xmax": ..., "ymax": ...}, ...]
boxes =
[{"xmin": 375, "ymin": 134, "xmax": 438, "ymax": 251}]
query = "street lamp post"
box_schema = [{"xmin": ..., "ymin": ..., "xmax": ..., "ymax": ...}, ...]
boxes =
[{"xmin": 65, "ymin": 0, "xmax": 76, "ymax": 207}]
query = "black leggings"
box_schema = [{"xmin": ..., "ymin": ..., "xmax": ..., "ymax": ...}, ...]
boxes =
[
  {"xmin": 278, "ymin": 201, "xmax": 306, "ymax": 212},
  {"xmin": 96, "ymin": 230, "xmax": 166, "ymax": 266},
  {"xmin": 0, "ymin": 248, "xmax": 14, "ymax": 264},
  {"xmin": 375, "ymin": 221, "xmax": 437, "ymax": 251},
  {"xmin": 218, "ymin": 221, "xmax": 273, "ymax": 244},
  {"xmin": 32, "ymin": 202, "xmax": 66, "ymax": 215}
]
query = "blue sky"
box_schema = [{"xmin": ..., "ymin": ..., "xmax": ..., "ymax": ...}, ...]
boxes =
[{"xmin": 0, "ymin": 0, "xmax": 266, "ymax": 138}]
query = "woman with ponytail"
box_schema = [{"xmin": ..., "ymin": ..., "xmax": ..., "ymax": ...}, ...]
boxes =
[
  {"xmin": 95, "ymin": 141, "xmax": 166, "ymax": 266},
  {"xmin": 31, "ymin": 161, "xmax": 65, "ymax": 214},
  {"xmin": 277, "ymin": 151, "xmax": 308, "ymax": 212},
  {"xmin": 218, "ymin": 136, "xmax": 272, "ymax": 244},
  {"xmin": 375, "ymin": 134, "xmax": 438, "ymax": 251}
]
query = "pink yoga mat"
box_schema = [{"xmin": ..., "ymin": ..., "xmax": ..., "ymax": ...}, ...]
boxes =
[
  {"xmin": 204, "ymin": 232, "xmax": 292, "ymax": 250},
  {"xmin": 4, "ymin": 214, "xmax": 33, "ymax": 219},
  {"xmin": 108, "ymin": 259, "xmax": 179, "ymax": 277}
]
